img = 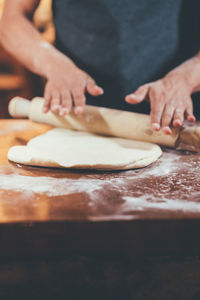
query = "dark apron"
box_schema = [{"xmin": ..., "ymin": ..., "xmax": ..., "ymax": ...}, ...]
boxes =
[{"xmin": 53, "ymin": 0, "xmax": 200, "ymax": 117}]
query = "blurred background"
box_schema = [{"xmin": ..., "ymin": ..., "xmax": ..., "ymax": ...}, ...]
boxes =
[{"xmin": 0, "ymin": 0, "xmax": 55, "ymax": 118}]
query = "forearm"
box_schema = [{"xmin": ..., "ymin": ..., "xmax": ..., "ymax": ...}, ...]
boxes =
[
  {"xmin": 166, "ymin": 52, "xmax": 200, "ymax": 93},
  {"xmin": 0, "ymin": 14, "xmax": 75, "ymax": 79}
]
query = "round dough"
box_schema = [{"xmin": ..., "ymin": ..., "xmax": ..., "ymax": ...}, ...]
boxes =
[{"xmin": 8, "ymin": 128, "xmax": 162, "ymax": 170}]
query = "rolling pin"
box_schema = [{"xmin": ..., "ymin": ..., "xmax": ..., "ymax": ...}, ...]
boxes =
[{"xmin": 8, "ymin": 96, "xmax": 200, "ymax": 150}]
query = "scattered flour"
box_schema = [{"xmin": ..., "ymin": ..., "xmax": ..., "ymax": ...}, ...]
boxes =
[
  {"xmin": 0, "ymin": 174, "xmax": 105, "ymax": 197},
  {"xmin": 132, "ymin": 151, "xmax": 180, "ymax": 178},
  {"xmin": 123, "ymin": 196, "xmax": 200, "ymax": 213},
  {"xmin": 0, "ymin": 148, "xmax": 199, "ymax": 216}
]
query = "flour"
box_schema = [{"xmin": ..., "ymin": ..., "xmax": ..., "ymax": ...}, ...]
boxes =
[
  {"xmin": 131, "ymin": 150, "xmax": 180, "ymax": 178},
  {"xmin": 123, "ymin": 195, "xmax": 200, "ymax": 213},
  {"xmin": 1, "ymin": 147, "xmax": 200, "ymax": 216},
  {"xmin": 0, "ymin": 174, "xmax": 105, "ymax": 197}
]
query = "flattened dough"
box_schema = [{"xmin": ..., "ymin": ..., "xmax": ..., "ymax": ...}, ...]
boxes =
[{"xmin": 8, "ymin": 128, "xmax": 162, "ymax": 170}]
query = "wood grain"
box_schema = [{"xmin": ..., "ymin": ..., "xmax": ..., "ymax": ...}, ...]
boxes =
[
  {"xmin": 0, "ymin": 120, "xmax": 200, "ymax": 259},
  {"xmin": 0, "ymin": 119, "xmax": 200, "ymax": 223}
]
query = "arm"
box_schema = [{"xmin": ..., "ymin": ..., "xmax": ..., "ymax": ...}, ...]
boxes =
[
  {"xmin": 125, "ymin": 54, "xmax": 200, "ymax": 134},
  {"xmin": 0, "ymin": 0, "xmax": 103, "ymax": 115}
]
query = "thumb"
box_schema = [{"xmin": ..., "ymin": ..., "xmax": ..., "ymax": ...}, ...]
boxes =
[
  {"xmin": 125, "ymin": 84, "xmax": 150, "ymax": 104},
  {"xmin": 86, "ymin": 77, "xmax": 104, "ymax": 96}
]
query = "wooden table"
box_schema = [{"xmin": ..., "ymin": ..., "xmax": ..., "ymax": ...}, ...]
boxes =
[
  {"xmin": 1, "ymin": 119, "xmax": 200, "ymax": 300},
  {"xmin": 0, "ymin": 119, "xmax": 200, "ymax": 260}
]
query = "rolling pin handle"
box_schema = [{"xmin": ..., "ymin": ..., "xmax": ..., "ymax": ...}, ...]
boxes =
[{"xmin": 8, "ymin": 97, "xmax": 31, "ymax": 118}]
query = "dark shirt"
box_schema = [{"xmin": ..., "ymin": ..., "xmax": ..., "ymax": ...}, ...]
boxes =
[{"xmin": 53, "ymin": 0, "xmax": 200, "ymax": 114}]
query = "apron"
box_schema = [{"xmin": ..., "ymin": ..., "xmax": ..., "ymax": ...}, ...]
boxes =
[{"xmin": 53, "ymin": 0, "xmax": 200, "ymax": 115}]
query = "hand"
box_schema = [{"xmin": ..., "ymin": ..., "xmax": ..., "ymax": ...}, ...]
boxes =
[
  {"xmin": 43, "ymin": 56, "xmax": 104, "ymax": 116},
  {"xmin": 125, "ymin": 68, "xmax": 197, "ymax": 135}
]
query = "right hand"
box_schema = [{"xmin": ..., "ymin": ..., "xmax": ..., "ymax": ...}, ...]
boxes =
[{"xmin": 43, "ymin": 56, "xmax": 104, "ymax": 116}]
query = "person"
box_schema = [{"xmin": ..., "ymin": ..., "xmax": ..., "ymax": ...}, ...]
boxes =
[{"xmin": 0, "ymin": 0, "xmax": 200, "ymax": 135}]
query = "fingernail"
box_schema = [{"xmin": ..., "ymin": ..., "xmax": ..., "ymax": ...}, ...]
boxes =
[
  {"xmin": 96, "ymin": 86, "xmax": 104, "ymax": 94},
  {"xmin": 59, "ymin": 108, "xmax": 69, "ymax": 116},
  {"xmin": 125, "ymin": 96, "xmax": 131, "ymax": 103},
  {"xmin": 75, "ymin": 106, "xmax": 84, "ymax": 115},
  {"xmin": 152, "ymin": 123, "xmax": 160, "ymax": 131},
  {"xmin": 52, "ymin": 105, "xmax": 60, "ymax": 112},
  {"xmin": 62, "ymin": 108, "xmax": 70, "ymax": 115},
  {"xmin": 59, "ymin": 110, "xmax": 64, "ymax": 116},
  {"xmin": 129, "ymin": 94, "xmax": 143, "ymax": 100},
  {"xmin": 188, "ymin": 116, "xmax": 196, "ymax": 122},
  {"xmin": 163, "ymin": 126, "xmax": 172, "ymax": 134},
  {"xmin": 173, "ymin": 120, "xmax": 182, "ymax": 127},
  {"xmin": 125, "ymin": 96, "xmax": 134, "ymax": 103},
  {"xmin": 126, "ymin": 94, "xmax": 142, "ymax": 103}
]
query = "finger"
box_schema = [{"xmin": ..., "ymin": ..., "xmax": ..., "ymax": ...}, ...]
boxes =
[
  {"xmin": 173, "ymin": 106, "xmax": 185, "ymax": 127},
  {"xmin": 43, "ymin": 92, "xmax": 51, "ymax": 113},
  {"xmin": 43, "ymin": 83, "xmax": 52, "ymax": 113},
  {"xmin": 185, "ymin": 99, "xmax": 196, "ymax": 122},
  {"xmin": 161, "ymin": 104, "xmax": 175, "ymax": 134},
  {"xmin": 72, "ymin": 89, "xmax": 86, "ymax": 115},
  {"xmin": 59, "ymin": 90, "xmax": 73, "ymax": 116},
  {"xmin": 125, "ymin": 84, "xmax": 150, "ymax": 104},
  {"xmin": 150, "ymin": 101, "xmax": 165, "ymax": 132},
  {"xmin": 86, "ymin": 77, "xmax": 104, "ymax": 96},
  {"xmin": 50, "ymin": 91, "xmax": 61, "ymax": 113}
]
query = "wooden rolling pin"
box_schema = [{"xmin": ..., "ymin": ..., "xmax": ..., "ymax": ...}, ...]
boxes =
[{"xmin": 8, "ymin": 96, "xmax": 200, "ymax": 150}]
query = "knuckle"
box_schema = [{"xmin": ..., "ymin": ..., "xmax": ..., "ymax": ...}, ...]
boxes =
[
  {"xmin": 44, "ymin": 87, "xmax": 51, "ymax": 98},
  {"xmin": 72, "ymin": 76, "xmax": 85, "ymax": 85},
  {"xmin": 49, "ymin": 80, "xmax": 65, "ymax": 91},
  {"xmin": 149, "ymin": 87, "xmax": 155, "ymax": 98},
  {"xmin": 163, "ymin": 113, "xmax": 172, "ymax": 120},
  {"xmin": 150, "ymin": 110, "xmax": 159, "ymax": 120},
  {"xmin": 74, "ymin": 93, "xmax": 84, "ymax": 101},
  {"xmin": 62, "ymin": 102, "xmax": 71, "ymax": 109},
  {"xmin": 62, "ymin": 90, "xmax": 70, "ymax": 99},
  {"xmin": 44, "ymin": 93, "xmax": 51, "ymax": 102},
  {"xmin": 151, "ymin": 108, "xmax": 159, "ymax": 116},
  {"xmin": 186, "ymin": 103, "xmax": 193, "ymax": 111},
  {"xmin": 73, "ymin": 89, "xmax": 85, "ymax": 99},
  {"xmin": 149, "ymin": 88, "xmax": 160, "ymax": 101},
  {"xmin": 186, "ymin": 108, "xmax": 193, "ymax": 114},
  {"xmin": 74, "ymin": 97, "xmax": 85, "ymax": 106},
  {"xmin": 62, "ymin": 96, "xmax": 72, "ymax": 106},
  {"xmin": 175, "ymin": 107, "xmax": 183, "ymax": 113},
  {"xmin": 62, "ymin": 97, "xmax": 71, "ymax": 105},
  {"xmin": 151, "ymin": 115, "xmax": 159, "ymax": 122},
  {"xmin": 162, "ymin": 119, "xmax": 170, "ymax": 126},
  {"xmin": 51, "ymin": 98, "xmax": 60, "ymax": 106},
  {"xmin": 150, "ymin": 109, "xmax": 161, "ymax": 119},
  {"xmin": 87, "ymin": 76, "xmax": 95, "ymax": 84},
  {"xmin": 174, "ymin": 113, "xmax": 182, "ymax": 119},
  {"xmin": 151, "ymin": 104, "xmax": 163, "ymax": 115},
  {"xmin": 44, "ymin": 100, "xmax": 50, "ymax": 107}
]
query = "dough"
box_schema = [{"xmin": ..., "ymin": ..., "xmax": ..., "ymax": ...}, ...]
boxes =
[{"xmin": 7, "ymin": 128, "xmax": 162, "ymax": 170}]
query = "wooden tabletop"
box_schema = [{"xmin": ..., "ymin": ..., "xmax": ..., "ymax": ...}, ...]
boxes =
[{"xmin": 1, "ymin": 119, "xmax": 200, "ymax": 259}]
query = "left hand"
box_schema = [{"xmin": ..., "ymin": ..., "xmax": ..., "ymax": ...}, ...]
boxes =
[{"xmin": 125, "ymin": 63, "xmax": 197, "ymax": 134}]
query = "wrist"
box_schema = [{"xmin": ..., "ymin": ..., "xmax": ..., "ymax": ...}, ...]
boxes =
[
  {"xmin": 46, "ymin": 53, "xmax": 76, "ymax": 80},
  {"xmin": 34, "ymin": 42, "xmax": 76, "ymax": 79},
  {"xmin": 166, "ymin": 54, "xmax": 200, "ymax": 93}
]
